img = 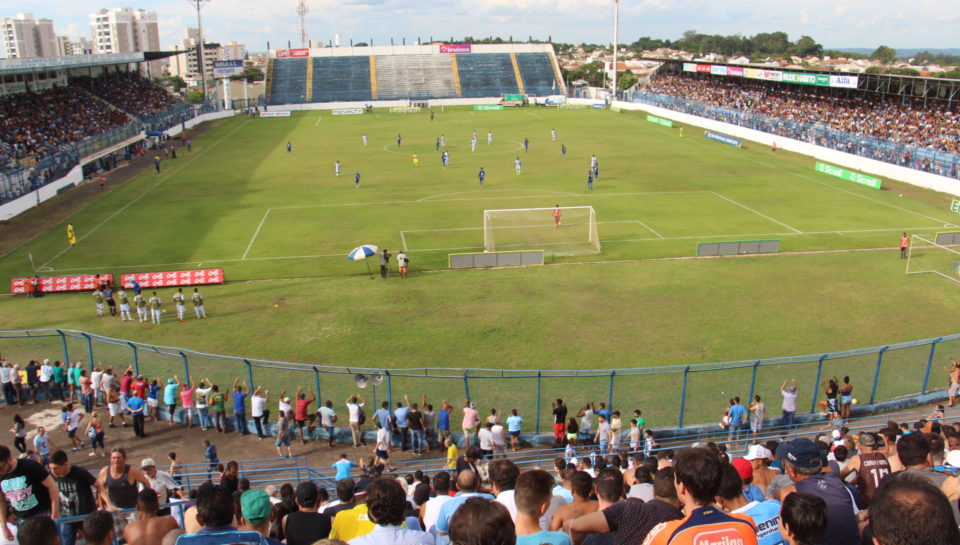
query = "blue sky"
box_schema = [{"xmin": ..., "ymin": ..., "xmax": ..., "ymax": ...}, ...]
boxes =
[{"xmin": 3, "ymin": 0, "xmax": 958, "ymax": 53}]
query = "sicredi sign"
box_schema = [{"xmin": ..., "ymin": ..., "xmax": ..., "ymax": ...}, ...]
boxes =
[{"xmin": 815, "ymin": 161, "xmax": 882, "ymax": 189}]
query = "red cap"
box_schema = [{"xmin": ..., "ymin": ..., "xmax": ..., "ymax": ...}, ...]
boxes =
[{"xmin": 732, "ymin": 457, "xmax": 753, "ymax": 482}]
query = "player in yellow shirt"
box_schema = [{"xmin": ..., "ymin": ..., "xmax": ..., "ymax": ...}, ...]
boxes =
[
  {"xmin": 148, "ymin": 292, "xmax": 162, "ymax": 324},
  {"xmin": 117, "ymin": 289, "xmax": 132, "ymax": 321},
  {"xmin": 92, "ymin": 289, "xmax": 104, "ymax": 317},
  {"xmin": 172, "ymin": 288, "xmax": 186, "ymax": 322},
  {"xmin": 412, "ymin": 153, "xmax": 419, "ymax": 167},
  {"xmin": 133, "ymin": 293, "xmax": 147, "ymax": 322},
  {"xmin": 67, "ymin": 224, "xmax": 77, "ymax": 246},
  {"xmin": 191, "ymin": 288, "xmax": 207, "ymax": 319}
]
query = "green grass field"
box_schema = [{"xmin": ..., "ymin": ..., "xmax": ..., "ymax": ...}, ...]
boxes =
[{"xmin": 2, "ymin": 106, "xmax": 960, "ymax": 428}]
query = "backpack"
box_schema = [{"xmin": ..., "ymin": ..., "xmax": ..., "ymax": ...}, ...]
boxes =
[{"xmin": 358, "ymin": 408, "xmax": 366, "ymax": 426}]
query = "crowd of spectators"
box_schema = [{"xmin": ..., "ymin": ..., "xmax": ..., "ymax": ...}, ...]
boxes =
[
  {"xmin": 73, "ymin": 73, "xmax": 181, "ymax": 121},
  {"xmin": 639, "ymin": 73, "xmax": 960, "ymax": 177}
]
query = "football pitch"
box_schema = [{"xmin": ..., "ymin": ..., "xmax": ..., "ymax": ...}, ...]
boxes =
[{"xmin": 2, "ymin": 106, "xmax": 960, "ymax": 426}]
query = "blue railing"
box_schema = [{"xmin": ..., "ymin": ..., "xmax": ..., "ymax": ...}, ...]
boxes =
[{"xmin": 624, "ymin": 90, "xmax": 960, "ymax": 180}]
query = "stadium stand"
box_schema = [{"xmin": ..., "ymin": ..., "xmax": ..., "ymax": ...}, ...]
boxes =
[
  {"xmin": 311, "ymin": 56, "xmax": 373, "ymax": 102},
  {"xmin": 73, "ymin": 73, "xmax": 180, "ymax": 120},
  {"xmin": 515, "ymin": 52, "xmax": 560, "ymax": 96},
  {"xmin": 374, "ymin": 54, "xmax": 458, "ymax": 101},
  {"xmin": 455, "ymin": 53, "xmax": 520, "ymax": 98},
  {"xmin": 268, "ymin": 58, "xmax": 310, "ymax": 105}
]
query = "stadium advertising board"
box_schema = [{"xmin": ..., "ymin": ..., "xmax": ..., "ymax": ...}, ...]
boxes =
[
  {"xmin": 544, "ymin": 95, "xmax": 566, "ymax": 106},
  {"xmin": 121, "ymin": 269, "xmax": 224, "ymax": 289},
  {"xmin": 829, "ymin": 75, "xmax": 858, "ymax": 88},
  {"xmin": 951, "ymin": 199, "xmax": 960, "ymax": 213},
  {"xmin": 332, "ymin": 108, "xmax": 364, "ymax": 115},
  {"xmin": 474, "ymin": 105, "xmax": 504, "ymax": 111},
  {"xmin": 814, "ymin": 161, "xmax": 882, "ymax": 189},
  {"xmin": 259, "ymin": 111, "xmax": 291, "ymax": 117},
  {"xmin": 213, "ymin": 60, "xmax": 244, "ymax": 77},
  {"xmin": 683, "ymin": 62, "xmax": 859, "ymax": 89},
  {"xmin": 558, "ymin": 103, "xmax": 589, "ymax": 109},
  {"xmin": 710, "ymin": 65, "xmax": 727, "ymax": 76},
  {"xmin": 275, "ymin": 48, "xmax": 309, "ymax": 58},
  {"xmin": 11, "ymin": 274, "xmax": 114, "ymax": 295},
  {"xmin": 646, "ymin": 115, "xmax": 674, "ymax": 127},
  {"xmin": 439, "ymin": 44, "xmax": 471, "ymax": 53},
  {"xmin": 390, "ymin": 107, "xmax": 421, "ymax": 113},
  {"xmin": 704, "ymin": 131, "xmax": 742, "ymax": 147}
]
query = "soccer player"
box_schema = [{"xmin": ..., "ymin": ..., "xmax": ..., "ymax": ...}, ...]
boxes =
[
  {"xmin": 478, "ymin": 167, "xmax": 485, "ymax": 185},
  {"xmin": 551, "ymin": 128, "xmax": 557, "ymax": 141},
  {"xmin": 67, "ymin": 223, "xmax": 77, "ymax": 245},
  {"xmin": 355, "ymin": 171, "xmax": 361, "ymax": 189},
  {"xmin": 553, "ymin": 205, "xmax": 561, "ymax": 227},
  {"xmin": 172, "ymin": 288, "xmax": 186, "ymax": 323},
  {"xmin": 900, "ymin": 233, "xmax": 909, "ymax": 259},
  {"xmin": 587, "ymin": 170, "xmax": 594, "ymax": 190},
  {"xmin": 192, "ymin": 288, "xmax": 207, "ymax": 319},
  {"xmin": 92, "ymin": 289, "xmax": 104, "ymax": 317},
  {"xmin": 133, "ymin": 292, "xmax": 147, "ymax": 322},
  {"xmin": 412, "ymin": 153, "xmax": 419, "ymax": 167},
  {"xmin": 361, "ymin": 134, "xmax": 367, "ymax": 146},
  {"xmin": 514, "ymin": 157, "xmax": 522, "ymax": 175},
  {"xmin": 287, "ymin": 141, "xmax": 292, "ymax": 153},
  {"xmin": 593, "ymin": 161, "xmax": 599, "ymax": 180},
  {"xmin": 154, "ymin": 156, "xmax": 161, "ymax": 174},
  {"xmin": 561, "ymin": 144, "xmax": 566, "ymax": 157},
  {"xmin": 442, "ymin": 152, "xmax": 449, "ymax": 169},
  {"xmin": 435, "ymin": 137, "xmax": 440, "ymax": 152},
  {"xmin": 441, "ymin": 134, "xmax": 446, "ymax": 147},
  {"xmin": 524, "ymin": 138, "xmax": 529, "ymax": 152},
  {"xmin": 471, "ymin": 136, "xmax": 477, "ymax": 152},
  {"xmin": 590, "ymin": 154, "xmax": 597, "ymax": 169},
  {"xmin": 117, "ymin": 289, "xmax": 132, "ymax": 321},
  {"xmin": 679, "ymin": 127, "xmax": 685, "ymax": 138},
  {"xmin": 148, "ymin": 292, "xmax": 162, "ymax": 325},
  {"xmin": 397, "ymin": 251, "xmax": 409, "ymax": 279},
  {"xmin": 335, "ymin": 160, "xmax": 342, "ymax": 176},
  {"xmin": 487, "ymin": 131, "xmax": 493, "ymax": 145},
  {"xmin": 397, "ymin": 134, "xmax": 402, "ymax": 147}
]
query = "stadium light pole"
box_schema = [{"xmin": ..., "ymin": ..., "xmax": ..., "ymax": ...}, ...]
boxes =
[
  {"xmin": 188, "ymin": 0, "xmax": 211, "ymax": 102},
  {"xmin": 611, "ymin": 0, "xmax": 619, "ymax": 100}
]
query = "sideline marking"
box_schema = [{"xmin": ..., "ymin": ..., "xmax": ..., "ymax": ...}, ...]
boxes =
[
  {"xmin": 242, "ymin": 208, "xmax": 272, "ymax": 260},
  {"xmin": 709, "ymin": 191, "xmax": 802, "ymax": 233}
]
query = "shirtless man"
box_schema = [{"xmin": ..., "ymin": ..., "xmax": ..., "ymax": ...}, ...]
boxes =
[
  {"xmin": 946, "ymin": 359, "xmax": 960, "ymax": 407},
  {"xmin": 123, "ymin": 489, "xmax": 180, "ymax": 545},
  {"xmin": 549, "ymin": 471, "xmax": 597, "ymax": 531}
]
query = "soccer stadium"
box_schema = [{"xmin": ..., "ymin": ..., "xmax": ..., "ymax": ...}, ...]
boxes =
[{"xmin": 1, "ymin": 5, "xmax": 960, "ymax": 545}]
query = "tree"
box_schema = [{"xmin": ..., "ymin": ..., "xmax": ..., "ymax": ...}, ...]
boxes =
[
  {"xmin": 165, "ymin": 75, "xmax": 187, "ymax": 91},
  {"xmin": 791, "ymin": 35, "xmax": 822, "ymax": 58},
  {"xmin": 618, "ymin": 71, "xmax": 638, "ymax": 90},
  {"xmin": 185, "ymin": 90, "xmax": 205, "ymax": 104},
  {"xmin": 230, "ymin": 67, "xmax": 264, "ymax": 82},
  {"xmin": 870, "ymin": 45, "xmax": 896, "ymax": 64}
]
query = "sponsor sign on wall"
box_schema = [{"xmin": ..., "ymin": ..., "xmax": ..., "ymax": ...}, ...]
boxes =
[
  {"xmin": 704, "ymin": 131, "xmax": 742, "ymax": 148},
  {"xmin": 683, "ymin": 62, "xmax": 859, "ymax": 89},
  {"xmin": 646, "ymin": 115, "xmax": 674, "ymax": 128},
  {"xmin": 390, "ymin": 107, "xmax": 421, "ymax": 113},
  {"xmin": 213, "ymin": 60, "xmax": 244, "ymax": 77},
  {"xmin": 275, "ymin": 48, "xmax": 309, "ymax": 58},
  {"xmin": 439, "ymin": 44, "xmax": 472, "ymax": 54},
  {"xmin": 814, "ymin": 162, "xmax": 882, "ymax": 189},
  {"xmin": 259, "ymin": 111, "xmax": 291, "ymax": 117},
  {"xmin": 332, "ymin": 108, "xmax": 364, "ymax": 115},
  {"xmin": 121, "ymin": 269, "xmax": 224, "ymax": 289},
  {"xmin": 11, "ymin": 274, "xmax": 114, "ymax": 295}
]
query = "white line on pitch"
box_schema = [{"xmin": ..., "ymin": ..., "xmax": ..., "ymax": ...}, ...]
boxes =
[
  {"xmin": 314, "ymin": 115, "xmax": 322, "ymax": 126},
  {"xmin": 400, "ymin": 231, "xmax": 408, "ymax": 251},
  {"xmin": 639, "ymin": 222, "xmax": 664, "ymax": 239},
  {"xmin": 525, "ymin": 111, "xmax": 543, "ymax": 120},
  {"xmin": 242, "ymin": 208, "xmax": 272, "ymax": 260},
  {"xmin": 39, "ymin": 119, "xmax": 252, "ymax": 269},
  {"xmin": 709, "ymin": 191, "xmax": 802, "ymax": 233}
]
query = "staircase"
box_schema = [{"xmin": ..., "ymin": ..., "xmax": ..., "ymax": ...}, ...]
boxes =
[
  {"xmin": 305, "ymin": 56, "xmax": 315, "ymax": 102},
  {"xmin": 509, "ymin": 52, "xmax": 526, "ymax": 94},
  {"xmin": 369, "ymin": 56, "xmax": 378, "ymax": 100},
  {"xmin": 450, "ymin": 54, "xmax": 463, "ymax": 98}
]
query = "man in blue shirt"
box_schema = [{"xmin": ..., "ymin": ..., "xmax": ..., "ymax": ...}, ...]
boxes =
[
  {"xmin": 394, "ymin": 401, "xmax": 410, "ymax": 451},
  {"xmin": 375, "ymin": 402, "xmax": 392, "ymax": 432},
  {"xmin": 128, "ymin": 395, "xmax": 147, "ymax": 438},
  {"xmin": 437, "ymin": 401, "xmax": 451, "ymax": 446},
  {"xmin": 727, "ymin": 397, "xmax": 748, "ymax": 442},
  {"xmin": 506, "ymin": 410, "xmax": 523, "ymax": 452},
  {"xmin": 716, "ymin": 463, "xmax": 783, "ymax": 545},
  {"xmin": 231, "ymin": 379, "xmax": 249, "ymax": 436},
  {"xmin": 333, "ymin": 454, "xmax": 357, "ymax": 481},
  {"xmin": 163, "ymin": 379, "xmax": 178, "ymax": 427},
  {"xmin": 435, "ymin": 471, "xmax": 493, "ymax": 544}
]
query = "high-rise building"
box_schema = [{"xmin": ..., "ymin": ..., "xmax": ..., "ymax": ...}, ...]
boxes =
[
  {"xmin": 221, "ymin": 42, "xmax": 246, "ymax": 61},
  {"xmin": 2, "ymin": 13, "xmax": 59, "ymax": 58},
  {"xmin": 89, "ymin": 7, "xmax": 160, "ymax": 75},
  {"xmin": 168, "ymin": 27, "xmax": 221, "ymax": 85}
]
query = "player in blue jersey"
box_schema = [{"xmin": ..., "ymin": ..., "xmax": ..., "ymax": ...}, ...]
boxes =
[
  {"xmin": 478, "ymin": 167, "xmax": 485, "ymax": 185},
  {"xmin": 587, "ymin": 170, "xmax": 594, "ymax": 190},
  {"xmin": 354, "ymin": 171, "xmax": 361, "ymax": 189}
]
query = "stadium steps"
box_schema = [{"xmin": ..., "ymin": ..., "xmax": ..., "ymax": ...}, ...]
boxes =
[
  {"xmin": 450, "ymin": 54, "xmax": 463, "ymax": 97},
  {"xmin": 509, "ymin": 52, "xmax": 526, "ymax": 95},
  {"xmin": 456, "ymin": 53, "xmax": 519, "ymax": 98},
  {"xmin": 311, "ymin": 57, "xmax": 372, "ymax": 102},
  {"xmin": 265, "ymin": 59, "xmax": 274, "ymax": 103},
  {"xmin": 548, "ymin": 49, "xmax": 567, "ymax": 95},
  {"xmin": 305, "ymin": 55, "xmax": 315, "ymax": 102},
  {"xmin": 516, "ymin": 52, "xmax": 561, "ymax": 96},
  {"xmin": 369, "ymin": 56, "xmax": 378, "ymax": 100},
  {"xmin": 268, "ymin": 58, "xmax": 309, "ymax": 105},
  {"xmin": 374, "ymin": 54, "xmax": 457, "ymax": 100}
]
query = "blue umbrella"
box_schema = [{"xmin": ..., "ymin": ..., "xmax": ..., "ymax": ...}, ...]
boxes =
[{"xmin": 348, "ymin": 244, "xmax": 379, "ymax": 278}]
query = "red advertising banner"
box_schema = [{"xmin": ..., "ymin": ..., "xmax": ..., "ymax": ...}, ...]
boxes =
[
  {"xmin": 11, "ymin": 274, "xmax": 114, "ymax": 295},
  {"xmin": 120, "ymin": 269, "xmax": 224, "ymax": 289},
  {"xmin": 276, "ymin": 48, "xmax": 309, "ymax": 58},
  {"xmin": 695, "ymin": 64, "xmax": 712, "ymax": 73},
  {"xmin": 439, "ymin": 44, "xmax": 472, "ymax": 54}
]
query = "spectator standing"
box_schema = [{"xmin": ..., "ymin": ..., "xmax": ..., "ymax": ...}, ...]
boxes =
[
  {"xmin": 491, "ymin": 420, "xmax": 507, "ymax": 458},
  {"xmin": 839, "ymin": 432, "xmax": 890, "ymax": 507},
  {"xmin": 195, "ymin": 379, "xmax": 212, "ymax": 431},
  {"xmin": 394, "ymin": 400, "xmax": 411, "ymax": 451},
  {"xmin": 219, "ymin": 461, "xmax": 239, "ymax": 496},
  {"xmin": 99, "ymin": 447, "xmax": 151, "ymax": 518},
  {"xmin": 252, "ymin": 387, "xmax": 270, "ymax": 440},
  {"xmin": 506, "ymin": 409, "xmax": 523, "ymax": 452},
  {"xmin": 179, "ymin": 378, "xmax": 196, "ymax": 428},
  {"xmin": 32, "ymin": 427, "xmax": 54, "ymax": 467},
  {"xmin": 462, "ymin": 401, "xmax": 481, "ymax": 448},
  {"xmin": 422, "ymin": 397, "xmax": 436, "ymax": 451},
  {"xmin": 210, "ymin": 385, "xmax": 226, "ymax": 432},
  {"xmin": 139, "ymin": 458, "xmax": 182, "ymax": 511},
  {"xmin": 552, "ymin": 399, "xmax": 568, "ymax": 448},
  {"xmin": 163, "ymin": 379, "xmax": 178, "ymax": 427},
  {"xmin": 0, "ymin": 445, "xmax": 59, "ymax": 529},
  {"xmin": 38, "ymin": 360, "xmax": 52, "ymax": 402},
  {"xmin": 422, "ymin": 472, "xmax": 453, "ymax": 533},
  {"xmin": 437, "ymin": 400, "xmax": 452, "ymax": 446},
  {"xmin": 84, "ymin": 412, "xmax": 106, "ymax": 456},
  {"xmin": 294, "ymin": 387, "xmax": 315, "ymax": 445},
  {"xmin": 48, "ymin": 450, "xmax": 100, "ymax": 545},
  {"xmin": 10, "ymin": 414, "xmax": 27, "ymax": 454},
  {"xmin": 749, "ymin": 396, "xmax": 765, "ymax": 438},
  {"xmin": 406, "ymin": 397, "xmax": 425, "ymax": 455},
  {"xmin": 231, "ymin": 379, "xmax": 250, "ymax": 436},
  {"xmin": 346, "ymin": 394, "xmax": 365, "ymax": 448},
  {"xmin": 63, "ymin": 404, "xmax": 84, "ymax": 452},
  {"xmin": 726, "ymin": 398, "xmax": 747, "ymax": 443},
  {"xmin": 276, "ymin": 410, "xmax": 294, "ymax": 458},
  {"xmin": 780, "ymin": 380, "xmax": 798, "ymax": 430},
  {"xmin": 333, "ymin": 454, "xmax": 357, "ymax": 481},
  {"xmin": 202, "ymin": 440, "xmax": 219, "ymax": 479}
]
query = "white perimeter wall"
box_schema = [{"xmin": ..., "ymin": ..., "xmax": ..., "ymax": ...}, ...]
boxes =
[
  {"xmin": 613, "ymin": 100, "xmax": 960, "ymax": 196},
  {"xmin": 0, "ymin": 110, "xmax": 236, "ymax": 222}
]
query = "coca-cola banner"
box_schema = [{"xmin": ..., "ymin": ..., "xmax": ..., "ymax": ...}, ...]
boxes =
[
  {"xmin": 11, "ymin": 274, "xmax": 114, "ymax": 294},
  {"xmin": 121, "ymin": 269, "xmax": 224, "ymax": 289}
]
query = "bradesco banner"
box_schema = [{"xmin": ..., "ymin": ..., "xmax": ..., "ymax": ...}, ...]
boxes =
[
  {"xmin": 275, "ymin": 48, "xmax": 309, "ymax": 58},
  {"xmin": 814, "ymin": 161, "xmax": 882, "ymax": 189},
  {"xmin": 646, "ymin": 114, "xmax": 674, "ymax": 128},
  {"xmin": 121, "ymin": 269, "xmax": 224, "ymax": 289},
  {"xmin": 440, "ymin": 44, "xmax": 471, "ymax": 54},
  {"xmin": 11, "ymin": 274, "xmax": 113, "ymax": 295},
  {"xmin": 704, "ymin": 131, "xmax": 742, "ymax": 148},
  {"xmin": 474, "ymin": 105, "xmax": 504, "ymax": 111}
]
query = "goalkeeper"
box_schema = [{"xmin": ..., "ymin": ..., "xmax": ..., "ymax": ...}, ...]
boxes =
[{"xmin": 553, "ymin": 205, "xmax": 561, "ymax": 227}]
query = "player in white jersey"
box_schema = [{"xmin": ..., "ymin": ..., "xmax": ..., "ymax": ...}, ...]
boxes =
[
  {"xmin": 192, "ymin": 288, "xmax": 207, "ymax": 319},
  {"xmin": 173, "ymin": 288, "xmax": 186, "ymax": 322},
  {"xmin": 487, "ymin": 131, "xmax": 493, "ymax": 145},
  {"xmin": 133, "ymin": 293, "xmax": 147, "ymax": 322},
  {"xmin": 551, "ymin": 128, "xmax": 557, "ymax": 141},
  {"xmin": 514, "ymin": 157, "xmax": 522, "ymax": 175},
  {"xmin": 440, "ymin": 134, "xmax": 446, "ymax": 148},
  {"xmin": 362, "ymin": 134, "xmax": 367, "ymax": 146},
  {"xmin": 148, "ymin": 292, "xmax": 162, "ymax": 324},
  {"xmin": 335, "ymin": 160, "xmax": 342, "ymax": 176},
  {"xmin": 92, "ymin": 289, "xmax": 104, "ymax": 317},
  {"xmin": 117, "ymin": 289, "xmax": 132, "ymax": 321},
  {"xmin": 591, "ymin": 154, "xmax": 597, "ymax": 168},
  {"xmin": 471, "ymin": 136, "xmax": 477, "ymax": 152}
]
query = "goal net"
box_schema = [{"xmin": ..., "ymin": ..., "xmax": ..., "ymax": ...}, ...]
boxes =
[
  {"xmin": 905, "ymin": 233, "xmax": 960, "ymax": 284},
  {"xmin": 483, "ymin": 206, "xmax": 601, "ymax": 255}
]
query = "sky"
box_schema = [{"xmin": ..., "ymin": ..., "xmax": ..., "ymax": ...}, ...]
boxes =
[{"xmin": 1, "ymin": 0, "xmax": 957, "ymax": 54}]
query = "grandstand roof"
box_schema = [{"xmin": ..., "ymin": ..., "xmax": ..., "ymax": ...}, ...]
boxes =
[{"xmin": 0, "ymin": 52, "xmax": 151, "ymax": 76}]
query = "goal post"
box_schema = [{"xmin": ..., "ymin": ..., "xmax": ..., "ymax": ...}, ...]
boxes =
[
  {"xmin": 906, "ymin": 233, "xmax": 960, "ymax": 284},
  {"xmin": 483, "ymin": 206, "xmax": 601, "ymax": 255}
]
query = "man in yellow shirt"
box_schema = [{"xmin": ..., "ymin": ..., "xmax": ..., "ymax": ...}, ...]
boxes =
[
  {"xmin": 329, "ymin": 483, "xmax": 375, "ymax": 541},
  {"xmin": 446, "ymin": 438, "xmax": 458, "ymax": 469}
]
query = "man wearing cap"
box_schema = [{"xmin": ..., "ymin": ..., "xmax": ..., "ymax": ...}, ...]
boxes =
[
  {"xmin": 894, "ymin": 432, "xmax": 960, "ymax": 524},
  {"xmin": 839, "ymin": 432, "xmax": 890, "ymax": 507},
  {"xmin": 714, "ymin": 464, "xmax": 783, "ymax": 545},
  {"xmin": 123, "ymin": 489, "xmax": 180, "ymax": 545},
  {"xmin": 730, "ymin": 458, "xmax": 765, "ymax": 502},
  {"xmin": 283, "ymin": 481, "xmax": 332, "ymax": 545},
  {"xmin": 743, "ymin": 445, "xmax": 776, "ymax": 494},
  {"xmin": 139, "ymin": 458, "xmax": 182, "ymax": 515},
  {"xmin": 779, "ymin": 380, "xmax": 798, "ymax": 431},
  {"xmin": 776, "ymin": 438, "xmax": 859, "ymax": 545},
  {"xmin": 239, "ymin": 490, "xmax": 281, "ymax": 545}
]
